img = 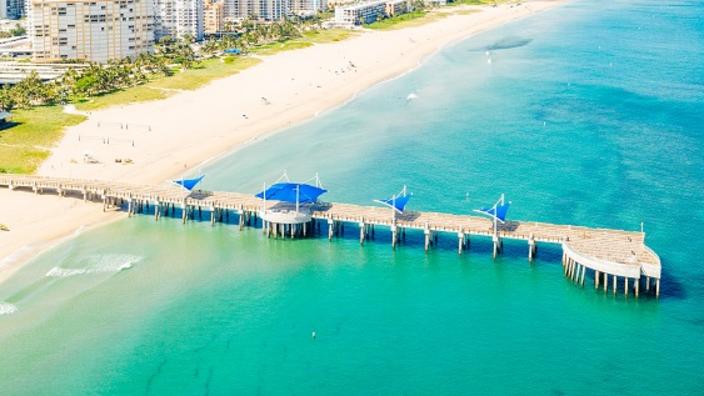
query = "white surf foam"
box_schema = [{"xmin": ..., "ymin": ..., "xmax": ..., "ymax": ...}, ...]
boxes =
[
  {"xmin": 406, "ymin": 92, "xmax": 418, "ymax": 101},
  {"xmin": 46, "ymin": 254, "xmax": 142, "ymax": 278},
  {"xmin": 0, "ymin": 302, "xmax": 18, "ymax": 315}
]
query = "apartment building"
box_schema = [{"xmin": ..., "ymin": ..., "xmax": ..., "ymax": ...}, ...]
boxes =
[
  {"xmin": 289, "ymin": 0, "xmax": 326, "ymax": 16},
  {"xmin": 204, "ymin": 0, "xmax": 223, "ymax": 34},
  {"xmin": 334, "ymin": 0, "xmax": 384, "ymax": 25},
  {"xmin": 385, "ymin": 0, "xmax": 409, "ymax": 17},
  {"xmin": 30, "ymin": 0, "xmax": 155, "ymax": 62},
  {"xmin": 223, "ymin": 0, "xmax": 286, "ymax": 21},
  {"xmin": 334, "ymin": 0, "xmax": 410, "ymax": 25},
  {"xmin": 155, "ymin": 0, "xmax": 204, "ymax": 40},
  {"xmin": 4, "ymin": 0, "xmax": 26, "ymax": 18}
]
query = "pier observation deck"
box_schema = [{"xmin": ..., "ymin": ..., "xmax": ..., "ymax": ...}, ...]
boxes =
[{"xmin": 0, "ymin": 175, "xmax": 661, "ymax": 297}]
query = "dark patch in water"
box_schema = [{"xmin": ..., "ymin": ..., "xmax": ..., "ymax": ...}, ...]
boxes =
[
  {"xmin": 470, "ymin": 36, "xmax": 533, "ymax": 52},
  {"xmin": 686, "ymin": 317, "xmax": 704, "ymax": 327},
  {"xmin": 551, "ymin": 389, "xmax": 565, "ymax": 396},
  {"xmin": 487, "ymin": 37, "xmax": 533, "ymax": 51},
  {"xmin": 203, "ymin": 366, "xmax": 214, "ymax": 396},
  {"xmin": 145, "ymin": 357, "xmax": 168, "ymax": 395}
]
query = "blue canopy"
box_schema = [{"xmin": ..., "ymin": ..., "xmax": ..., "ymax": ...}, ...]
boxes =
[
  {"xmin": 474, "ymin": 201, "xmax": 510, "ymax": 223},
  {"xmin": 374, "ymin": 190, "xmax": 411, "ymax": 214},
  {"xmin": 255, "ymin": 182, "xmax": 327, "ymax": 203},
  {"xmin": 173, "ymin": 175, "xmax": 205, "ymax": 191}
]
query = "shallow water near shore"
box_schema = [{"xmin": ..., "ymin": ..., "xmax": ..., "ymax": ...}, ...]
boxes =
[{"xmin": 2, "ymin": 0, "xmax": 704, "ymax": 394}]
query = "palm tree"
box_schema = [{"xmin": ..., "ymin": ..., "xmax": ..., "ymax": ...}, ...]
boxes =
[{"xmin": 0, "ymin": 87, "xmax": 15, "ymax": 111}]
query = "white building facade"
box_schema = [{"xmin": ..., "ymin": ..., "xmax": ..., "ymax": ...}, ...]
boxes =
[
  {"xmin": 30, "ymin": 0, "xmax": 155, "ymax": 62},
  {"xmin": 224, "ymin": 0, "xmax": 326, "ymax": 22},
  {"xmin": 334, "ymin": 0, "xmax": 410, "ymax": 25},
  {"xmin": 334, "ymin": 0, "xmax": 384, "ymax": 25},
  {"xmin": 289, "ymin": 0, "xmax": 326, "ymax": 16},
  {"xmin": 155, "ymin": 0, "xmax": 204, "ymax": 41},
  {"xmin": 232, "ymin": 0, "xmax": 285, "ymax": 21}
]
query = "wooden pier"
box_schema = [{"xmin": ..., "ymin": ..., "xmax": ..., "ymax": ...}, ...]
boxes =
[{"xmin": 0, "ymin": 174, "xmax": 662, "ymax": 298}]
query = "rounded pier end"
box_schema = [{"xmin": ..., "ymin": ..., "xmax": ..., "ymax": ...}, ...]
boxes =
[{"xmin": 562, "ymin": 232, "xmax": 661, "ymax": 296}]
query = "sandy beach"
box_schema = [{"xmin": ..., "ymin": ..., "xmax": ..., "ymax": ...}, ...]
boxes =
[{"xmin": 0, "ymin": 0, "xmax": 564, "ymax": 281}]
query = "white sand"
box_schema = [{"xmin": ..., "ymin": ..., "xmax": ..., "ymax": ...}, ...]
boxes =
[
  {"xmin": 0, "ymin": 189, "xmax": 123, "ymax": 282},
  {"xmin": 0, "ymin": 0, "xmax": 565, "ymax": 280}
]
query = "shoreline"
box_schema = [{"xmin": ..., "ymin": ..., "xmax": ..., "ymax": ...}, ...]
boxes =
[
  {"xmin": 0, "ymin": 0, "xmax": 566, "ymax": 283},
  {"xmin": 146, "ymin": 0, "xmax": 566, "ymax": 184}
]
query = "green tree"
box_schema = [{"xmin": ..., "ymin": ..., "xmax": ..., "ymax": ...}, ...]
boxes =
[
  {"xmin": 11, "ymin": 72, "xmax": 53, "ymax": 108},
  {"xmin": 0, "ymin": 87, "xmax": 15, "ymax": 111}
]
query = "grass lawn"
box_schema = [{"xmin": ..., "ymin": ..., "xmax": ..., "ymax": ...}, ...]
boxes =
[
  {"xmin": 149, "ymin": 56, "xmax": 261, "ymax": 90},
  {"xmin": 76, "ymin": 56, "xmax": 261, "ymax": 111},
  {"xmin": 75, "ymin": 84, "xmax": 169, "ymax": 112},
  {"xmin": 250, "ymin": 40, "xmax": 314, "ymax": 56},
  {"xmin": 251, "ymin": 29, "xmax": 358, "ymax": 55},
  {"xmin": 366, "ymin": 10, "xmax": 448, "ymax": 30},
  {"xmin": 0, "ymin": 106, "xmax": 86, "ymax": 174},
  {"xmin": 302, "ymin": 29, "xmax": 358, "ymax": 44}
]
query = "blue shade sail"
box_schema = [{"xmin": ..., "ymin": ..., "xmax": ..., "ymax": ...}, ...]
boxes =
[
  {"xmin": 255, "ymin": 183, "xmax": 327, "ymax": 203},
  {"xmin": 173, "ymin": 175, "xmax": 205, "ymax": 191},
  {"xmin": 474, "ymin": 201, "xmax": 510, "ymax": 223},
  {"xmin": 374, "ymin": 194, "xmax": 411, "ymax": 214}
]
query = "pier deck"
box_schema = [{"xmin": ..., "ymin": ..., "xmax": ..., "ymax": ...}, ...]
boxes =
[{"xmin": 0, "ymin": 174, "xmax": 661, "ymax": 297}]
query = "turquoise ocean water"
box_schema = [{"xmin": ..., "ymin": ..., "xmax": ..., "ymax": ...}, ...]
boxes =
[{"xmin": 1, "ymin": 0, "xmax": 703, "ymax": 394}]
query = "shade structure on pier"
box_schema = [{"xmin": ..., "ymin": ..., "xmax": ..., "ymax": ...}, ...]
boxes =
[
  {"xmin": 374, "ymin": 194, "xmax": 411, "ymax": 214},
  {"xmin": 374, "ymin": 186, "xmax": 411, "ymax": 214},
  {"xmin": 255, "ymin": 183, "xmax": 327, "ymax": 203},
  {"xmin": 173, "ymin": 175, "xmax": 205, "ymax": 191},
  {"xmin": 474, "ymin": 196, "xmax": 510, "ymax": 223}
]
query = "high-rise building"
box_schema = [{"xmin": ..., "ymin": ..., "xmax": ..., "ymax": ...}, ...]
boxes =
[
  {"xmin": 204, "ymin": 0, "xmax": 223, "ymax": 34},
  {"xmin": 0, "ymin": 0, "xmax": 8, "ymax": 19},
  {"xmin": 30, "ymin": 0, "xmax": 155, "ymax": 62},
  {"xmin": 5, "ymin": 0, "xmax": 26, "ymax": 19},
  {"xmin": 223, "ymin": 0, "xmax": 285, "ymax": 22},
  {"xmin": 289, "ymin": 0, "xmax": 326, "ymax": 16},
  {"xmin": 155, "ymin": 0, "xmax": 204, "ymax": 41}
]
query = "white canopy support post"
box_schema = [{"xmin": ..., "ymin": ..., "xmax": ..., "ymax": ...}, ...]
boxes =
[
  {"xmin": 493, "ymin": 202, "xmax": 498, "ymax": 236},
  {"xmin": 392, "ymin": 194, "xmax": 397, "ymax": 223},
  {"xmin": 295, "ymin": 184, "xmax": 300, "ymax": 213}
]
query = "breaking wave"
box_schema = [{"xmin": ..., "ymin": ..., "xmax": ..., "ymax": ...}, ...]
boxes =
[
  {"xmin": 46, "ymin": 254, "xmax": 142, "ymax": 278},
  {"xmin": 0, "ymin": 303, "xmax": 18, "ymax": 315}
]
